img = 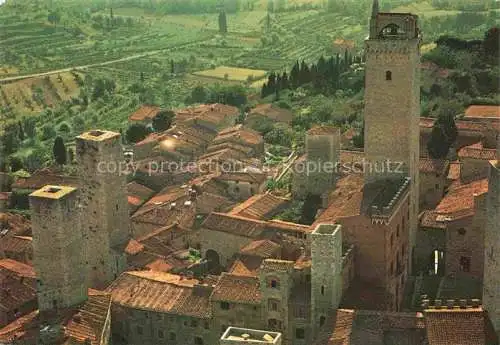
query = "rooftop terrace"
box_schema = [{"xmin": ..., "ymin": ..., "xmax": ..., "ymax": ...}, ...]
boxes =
[{"xmin": 221, "ymin": 326, "xmax": 282, "ymax": 344}]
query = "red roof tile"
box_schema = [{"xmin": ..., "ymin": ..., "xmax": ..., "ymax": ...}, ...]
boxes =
[
  {"xmin": 201, "ymin": 212, "xmax": 266, "ymax": 238},
  {"xmin": 464, "ymin": 105, "xmax": 500, "ymax": 120},
  {"xmin": 211, "ymin": 273, "xmax": 261, "ymax": 304},
  {"xmin": 308, "ymin": 125, "xmax": 340, "ymax": 136},
  {"xmin": 229, "ymin": 193, "xmax": 288, "ymax": 220},
  {"xmin": 435, "ymin": 179, "xmax": 488, "ymax": 217},
  {"xmin": 128, "ymin": 105, "xmax": 161, "ymax": 122},
  {"xmin": 419, "ymin": 158, "xmax": 449, "ymax": 175},
  {"xmin": 240, "ymin": 239, "xmax": 280, "ymax": 258},
  {"xmin": 249, "ymin": 104, "xmax": 293, "ymax": 123},
  {"xmin": 0, "ymin": 259, "xmax": 35, "ymax": 278},
  {"xmin": 458, "ymin": 142, "xmax": 497, "ymax": 160}
]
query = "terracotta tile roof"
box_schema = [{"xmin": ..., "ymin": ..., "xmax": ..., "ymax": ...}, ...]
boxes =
[
  {"xmin": 0, "ymin": 269, "xmax": 36, "ymax": 313},
  {"xmin": 144, "ymin": 258, "xmax": 174, "ymax": 272},
  {"xmin": 124, "ymin": 239, "xmax": 144, "ymax": 255},
  {"xmin": 240, "ymin": 239, "xmax": 280, "ymax": 258},
  {"xmin": 175, "ymin": 103, "xmax": 239, "ymax": 128},
  {"xmin": 228, "ymin": 256, "xmax": 263, "ymax": 277},
  {"xmin": 0, "ymin": 259, "xmax": 35, "ymax": 278},
  {"xmin": 214, "ymin": 129, "xmax": 263, "ymax": 147},
  {"xmin": 201, "ymin": 212, "xmax": 266, "ymax": 238},
  {"xmin": 458, "ymin": 142, "xmax": 497, "ymax": 160},
  {"xmin": 216, "ymin": 172, "xmax": 268, "ymax": 184},
  {"xmin": 127, "ymin": 182, "xmax": 154, "ymax": 201},
  {"xmin": 0, "ymin": 192, "xmax": 10, "ymax": 201},
  {"xmin": 464, "ymin": 105, "xmax": 500, "ymax": 120},
  {"xmin": 11, "ymin": 171, "xmax": 79, "ymax": 191},
  {"xmin": 308, "ymin": 125, "xmax": 340, "ymax": 136},
  {"xmin": 339, "ymin": 278, "xmax": 391, "ymax": 311},
  {"xmin": 229, "ymin": 193, "xmax": 289, "ymax": 220},
  {"xmin": 420, "ymin": 211, "xmax": 448, "ymax": 230},
  {"xmin": 128, "ymin": 105, "xmax": 161, "ymax": 121},
  {"xmin": 312, "ymin": 174, "xmax": 365, "ymax": 227},
  {"xmin": 107, "ymin": 271, "xmax": 211, "ymax": 318},
  {"xmin": 424, "ymin": 308, "xmax": 491, "ymax": 345},
  {"xmin": 260, "ymin": 259, "xmax": 294, "ymax": 272},
  {"xmin": 211, "ymin": 273, "xmax": 261, "ymax": 304},
  {"xmin": 265, "ymin": 219, "xmax": 312, "ymax": 234},
  {"xmin": 0, "ymin": 235, "xmax": 33, "ymax": 256},
  {"xmin": 435, "ymin": 178, "xmax": 488, "ymax": 218},
  {"xmin": 419, "ymin": 158, "xmax": 450, "ymax": 175},
  {"xmin": 64, "ymin": 290, "xmax": 111, "ymax": 345},
  {"xmin": 249, "ymin": 103, "xmax": 293, "ymax": 123}
]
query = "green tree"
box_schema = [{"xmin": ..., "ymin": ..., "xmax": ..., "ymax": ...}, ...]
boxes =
[
  {"xmin": 218, "ymin": 10, "xmax": 228, "ymax": 34},
  {"xmin": 53, "ymin": 136, "xmax": 67, "ymax": 165},
  {"xmin": 22, "ymin": 117, "xmax": 37, "ymax": 138},
  {"xmin": 484, "ymin": 27, "xmax": 499, "ymax": 59},
  {"xmin": 48, "ymin": 10, "xmax": 61, "ymax": 27},
  {"xmin": 191, "ymin": 85, "xmax": 208, "ymax": 103},
  {"xmin": 126, "ymin": 123, "xmax": 150, "ymax": 143},
  {"xmin": 427, "ymin": 113, "xmax": 457, "ymax": 159},
  {"xmin": 41, "ymin": 124, "xmax": 56, "ymax": 140},
  {"xmin": 152, "ymin": 110, "xmax": 175, "ymax": 132}
]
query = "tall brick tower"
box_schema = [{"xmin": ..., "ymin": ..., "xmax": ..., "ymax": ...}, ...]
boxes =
[
  {"xmin": 76, "ymin": 130, "xmax": 129, "ymax": 289},
  {"xmin": 364, "ymin": 0, "xmax": 421, "ymax": 269},
  {"xmin": 29, "ymin": 186, "xmax": 88, "ymax": 311},
  {"xmin": 483, "ymin": 135, "xmax": 500, "ymax": 337},
  {"xmin": 311, "ymin": 223, "xmax": 343, "ymax": 338}
]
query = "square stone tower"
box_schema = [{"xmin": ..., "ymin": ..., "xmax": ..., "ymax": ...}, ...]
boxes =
[
  {"xmin": 311, "ymin": 223, "xmax": 342, "ymax": 338},
  {"xmin": 364, "ymin": 1, "xmax": 421, "ymax": 270},
  {"xmin": 76, "ymin": 130, "xmax": 129, "ymax": 289},
  {"xmin": 483, "ymin": 136, "xmax": 500, "ymax": 337},
  {"xmin": 29, "ymin": 185, "xmax": 88, "ymax": 312},
  {"xmin": 305, "ymin": 126, "xmax": 340, "ymax": 199}
]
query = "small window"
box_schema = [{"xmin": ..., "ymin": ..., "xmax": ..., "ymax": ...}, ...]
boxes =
[
  {"xmin": 220, "ymin": 301, "xmax": 230, "ymax": 310},
  {"xmin": 386, "ymin": 71, "xmax": 392, "ymax": 80},
  {"xmin": 268, "ymin": 299, "xmax": 279, "ymax": 311},
  {"xmin": 458, "ymin": 228, "xmax": 466, "ymax": 235},
  {"xmin": 204, "ymin": 320, "xmax": 210, "ymax": 329},
  {"xmin": 390, "ymin": 234, "xmax": 394, "ymax": 247},
  {"xmin": 296, "ymin": 328, "xmax": 305, "ymax": 339},
  {"xmin": 137, "ymin": 326, "xmax": 143, "ymax": 335},
  {"xmin": 321, "ymin": 285, "xmax": 325, "ymax": 295},
  {"xmin": 194, "ymin": 337, "xmax": 204, "ymax": 345},
  {"xmin": 460, "ymin": 256, "xmax": 471, "ymax": 272},
  {"xmin": 268, "ymin": 278, "xmax": 280, "ymax": 289},
  {"xmin": 320, "ymin": 316, "xmax": 326, "ymax": 327},
  {"xmin": 435, "ymin": 183, "xmax": 440, "ymax": 190},
  {"xmin": 396, "ymin": 225, "xmax": 400, "ymax": 238},
  {"xmin": 191, "ymin": 319, "xmax": 198, "ymax": 328},
  {"xmin": 158, "ymin": 330, "xmax": 164, "ymax": 338},
  {"xmin": 170, "ymin": 332, "xmax": 176, "ymax": 341}
]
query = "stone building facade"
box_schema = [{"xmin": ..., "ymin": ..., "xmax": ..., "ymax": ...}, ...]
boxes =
[
  {"xmin": 76, "ymin": 130, "xmax": 130, "ymax": 289},
  {"xmin": 310, "ymin": 224, "xmax": 342, "ymax": 338},
  {"xmin": 29, "ymin": 185, "xmax": 88, "ymax": 312},
  {"xmin": 364, "ymin": 5, "xmax": 421, "ymax": 269},
  {"xmin": 483, "ymin": 153, "xmax": 500, "ymax": 336}
]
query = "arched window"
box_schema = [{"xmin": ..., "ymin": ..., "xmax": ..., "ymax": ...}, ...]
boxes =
[
  {"xmin": 386, "ymin": 71, "xmax": 392, "ymax": 81},
  {"xmin": 267, "ymin": 277, "xmax": 280, "ymax": 289},
  {"xmin": 320, "ymin": 285, "xmax": 325, "ymax": 295}
]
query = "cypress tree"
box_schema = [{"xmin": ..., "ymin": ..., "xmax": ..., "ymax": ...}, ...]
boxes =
[{"xmin": 53, "ymin": 136, "xmax": 67, "ymax": 165}]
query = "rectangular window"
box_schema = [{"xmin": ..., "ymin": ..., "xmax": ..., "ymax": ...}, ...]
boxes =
[
  {"xmin": 220, "ymin": 301, "xmax": 230, "ymax": 310},
  {"xmin": 191, "ymin": 319, "xmax": 198, "ymax": 328},
  {"xmin": 268, "ymin": 299, "xmax": 279, "ymax": 311},
  {"xmin": 137, "ymin": 326, "xmax": 143, "ymax": 335},
  {"xmin": 169, "ymin": 332, "xmax": 176, "ymax": 341},
  {"xmin": 158, "ymin": 330, "xmax": 164, "ymax": 338},
  {"xmin": 460, "ymin": 256, "xmax": 471, "ymax": 272},
  {"xmin": 296, "ymin": 328, "xmax": 305, "ymax": 339}
]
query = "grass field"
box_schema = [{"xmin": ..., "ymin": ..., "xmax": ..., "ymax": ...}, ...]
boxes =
[
  {"xmin": 393, "ymin": 1, "xmax": 460, "ymax": 17},
  {"xmin": 193, "ymin": 66, "xmax": 267, "ymax": 81}
]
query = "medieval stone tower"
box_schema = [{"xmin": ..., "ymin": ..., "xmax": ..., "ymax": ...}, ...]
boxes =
[
  {"xmin": 483, "ymin": 136, "xmax": 500, "ymax": 337},
  {"xmin": 311, "ymin": 223, "xmax": 342, "ymax": 338},
  {"xmin": 29, "ymin": 185, "xmax": 88, "ymax": 312},
  {"xmin": 364, "ymin": 0, "xmax": 421, "ymax": 268},
  {"xmin": 76, "ymin": 130, "xmax": 129, "ymax": 289}
]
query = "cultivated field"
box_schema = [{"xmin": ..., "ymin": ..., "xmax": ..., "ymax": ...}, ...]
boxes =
[{"xmin": 193, "ymin": 66, "xmax": 267, "ymax": 82}]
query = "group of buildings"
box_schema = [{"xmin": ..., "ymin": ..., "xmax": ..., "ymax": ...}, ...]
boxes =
[{"xmin": 0, "ymin": 1, "xmax": 499, "ymax": 345}]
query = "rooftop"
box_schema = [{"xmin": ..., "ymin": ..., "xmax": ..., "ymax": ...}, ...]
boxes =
[
  {"xmin": 419, "ymin": 158, "xmax": 450, "ymax": 175},
  {"xmin": 248, "ymin": 103, "xmax": 293, "ymax": 123},
  {"xmin": 128, "ymin": 105, "xmax": 161, "ymax": 122},
  {"xmin": 307, "ymin": 124, "xmax": 340, "ymax": 136},
  {"xmin": 464, "ymin": 105, "xmax": 500, "ymax": 120},
  {"xmin": 229, "ymin": 193, "xmax": 289, "ymax": 220},
  {"xmin": 29, "ymin": 185, "xmax": 77, "ymax": 200},
  {"xmin": 435, "ymin": 178, "xmax": 488, "ymax": 218},
  {"xmin": 221, "ymin": 326, "xmax": 282, "ymax": 344},
  {"xmin": 458, "ymin": 142, "xmax": 497, "ymax": 160},
  {"xmin": 201, "ymin": 212, "xmax": 267, "ymax": 238},
  {"xmin": 211, "ymin": 273, "xmax": 261, "ymax": 304}
]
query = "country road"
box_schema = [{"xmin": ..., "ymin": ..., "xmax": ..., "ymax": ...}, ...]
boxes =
[{"xmin": 0, "ymin": 38, "xmax": 210, "ymax": 84}]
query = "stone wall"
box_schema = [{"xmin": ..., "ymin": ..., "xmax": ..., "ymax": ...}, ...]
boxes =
[
  {"xmin": 310, "ymin": 224, "xmax": 342, "ymax": 338},
  {"xmin": 76, "ymin": 130, "xmax": 130, "ymax": 289},
  {"xmin": 419, "ymin": 171, "xmax": 446, "ymax": 211},
  {"xmin": 483, "ymin": 161, "xmax": 500, "ymax": 334},
  {"xmin": 29, "ymin": 186, "xmax": 88, "ymax": 312}
]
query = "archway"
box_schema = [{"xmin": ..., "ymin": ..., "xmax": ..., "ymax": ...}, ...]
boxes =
[{"xmin": 205, "ymin": 249, "xmax": 221, "ymax": 273}]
